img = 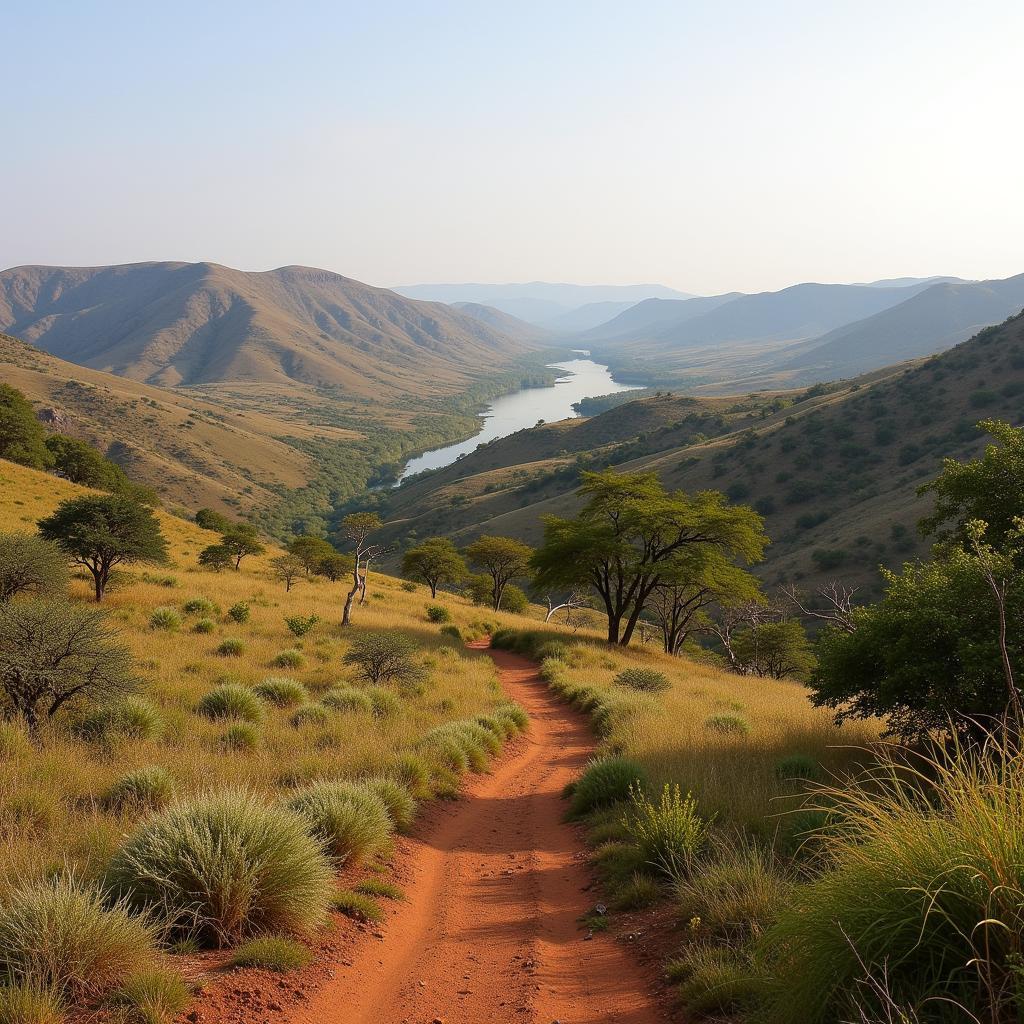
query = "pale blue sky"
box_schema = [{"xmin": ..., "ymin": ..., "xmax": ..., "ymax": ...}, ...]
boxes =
[{"xmin": 4, "ymin": 1, "xmax": 1023, "ymax": 293}]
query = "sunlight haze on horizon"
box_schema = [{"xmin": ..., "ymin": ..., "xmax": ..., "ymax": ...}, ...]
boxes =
[{"xmin": 4, "ymin": 0, "xmax": 1023, "ymax": 294}]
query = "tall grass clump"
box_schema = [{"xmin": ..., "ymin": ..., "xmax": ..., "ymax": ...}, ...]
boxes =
[
  {"xmin": 569, "ymin": 756, "xmax": 647, "ymax": 817},
  {"xmin": 252, "ymin": 677, "xmax": 309, "ymax": 707},
  {"xmin": 271, "ymin": 648, "xmax": 305, "ymax": 670},
  {"xmin": 109, "ymin": 968, "xmax": 189, "ymax": 1024},
  {"xmin": 623, "ymin": 782, "xmax": 712, "ymax": 879},
  {"xmin": 363, "ymin": 777, "xmax": 417, "ymax": 831},
  {"xmin": 0, "ymin": 876, "xmax": 157, "ymax": 1002},
  {"xmin": 320, "ymin": 686, "xmax": 372, "ymax": 713},
  {"xmin": 77, "ymin": 697, "xmax": 163, "ymax": 743},
  {"xmin": 196, "ymin": 684, "xmax": 264, "ymax": 723},
  {"xmin": 285, "ymin": 781, "xmax": 393, "ymax": 865},
  {"xmin": 229, "ymin": 936, "xmax": 310, "ymax": 972},
  {"xmin": 148, "ymin": 606, "xmax": 181, "ymax": 632},
  {"xmin": 182, "ymin": 597, "xmax": 217, "ymax": 616},
  {"xmin": 757, "ymin": 736, "xmax": 1024, "ymax": 1023},
  {"xmin": 103, "ymin": 765, "xmax": 175, "ymax": 813},
  {"xmin": 108, "ymin": 790, "xmax": 333, "ymax": 946},
  {"xmin": 614, "ymin": 667, "xmax": 670, "ymax": 693},
  {"xmin": 0, "ymin": 981, "xmax": 65, "ymax": 1024}
]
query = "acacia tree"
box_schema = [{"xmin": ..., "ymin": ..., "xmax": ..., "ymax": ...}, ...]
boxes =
[
  {"xmin": 271, "ymin": 553, "xmax": 305, "ymax": 592},
  {"xmin": 531, "ymin": 470, "xmax": 767, "ymax": 645},
  {"xmin": 317, "ymin": 552, "xmax": 353, "ymax": 582},
  {"xmin": 465, "ymin": 536, "xmax": 533, "ymax": 611},
  {"xmin": 401, "ymin": 537, "xmax": 467, "ymax": 598},
  {"xmin": 220, "ymin": 523, "xmax": 265, "ymax": 570},
  {"xmin": 288, "ymin": 535, "xmax": 336, "ymax": 576},
  {"xmin": 339, "ymin": 512, "xmax": 386, "ymax": 626},
  {"xmin": 198, "ymin": 544, "xmax": 233, "ymax": 572},
  {"xmin": 0, "ymin": 533, "xmax": 68, "ymax": 601},
  {"xmin": 0, "ymin": 599, "xmax": 137, "ymax": 734},
  {"xmin": 38, "ymin": 495, "xmax": 168, "ymax": 601}
]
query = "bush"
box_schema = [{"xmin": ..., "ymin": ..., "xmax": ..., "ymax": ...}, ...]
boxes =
[
  {"xmin": 103, "ymin": 766, "xmax": 174, "ymax": 812},
  {"xmin": 332, "ymin": 890, "xmax": 383, "ymax": 924},
  {"xmin": 400, "ymin": 580, "xmax": 417, "ymax": 592},
  {"xmin": 623, "ymin": 783, "xmax": 712, "ymax": 879},
  {"xmin": 613, "ymin": 667, "xmax": 670, "ymax": 693},
  {"xmin": 366, "ymin": 687, "xmax": 402, "ymax": 717},
  {"xmin": 216, "ymin": 638, "xmax": 246, "ymax": 657},
  {"xmin": 285, "ymin": 614, "xmax": 318, "ymax": 638},
  {"xmin": 253, "ymin": 677, "xmax": 309, "ymax": 707},
  {"xmin": 290, "ymin": 704, "xmax": 328, "ymax": 727},
  {"xmin": 705, "ymin": 713, "xmax": 750, "ymax": 735},
  {"xmin": 0, "ymin": 533, "xmax": 68, "ymax": 602},
  {"xmin": 0, "ymin": 981, "xmax": 65, "ymax": 1024},
  {"xmin": 108, "ymin": 790, "xmax": 333, "ymax": 945},
  {"xmin": 226, "ymin": 602, "xmax": 250, "ymax": 624},
  {"xmin": 109, "ymin": 967, "xmax": 189, "ymax": 1024},
  {"xmin": 425, "ymin": 604, "xmax": 451, "ymax": 623},
  {"xmin": 669, "ymin": 943, "xmax": 762, "ymax": 1017},
  {"xmin": 149, "ymin": 606, "xmax": 181, "ymax": 632},
  {"xmin": 0, "ymin": 876, "xmax": 157, "ymax": 1001},
  {"xmin": 439, "ymin": 623, "xmax": 462, "ymax": 642},
  {"xmin": 569, "ymin": 756, "xmax": 648, "ymax": 817},
  {"xmin": 390, "ymin": 753, "xmax": 432, "ymax": 799},
  {"xmin": 494, "ymin": 701, "xmax": 528, "ymax": 732},
  {"xmin": 191, "ymin": 617, "xmax": 215, "ymax": 634},
  {"xmin": 197, "ymin": 684, "xmax": 264, "ymax": 723},
  {"xmin": 78, "ymin": 697, "xmax": 163, "ymax": 743},
  {"xmin": 222, "ymin": 722, "xmax": 259, "ymax": 751},
  {"xmin": 285, "ymin": 781, "xmax": 393, "ymax": 865},
  {"xmin": 363, "ymin": 777, "xmax": 417, "ymax": 831},
  {"xmin": 229, "ymin": 936, "xmax": 310, "ymax": 972},
  {"xmin": 271, "ymin": 648, "xmax": 305, "ymax": 669},
  {"xmin": 421, "ymin": 722, "xmax": 493, "ymax": 772},
  {"xmin": 182, "ymin": 597, "xmax": 217, "ymax": 616},
  {"xmin": 342, "ymin": 632, "xmax": 424, "ymax": 687},
  {"xmin": 320, "ymin": 686, "xmax": 373, "ymax": 713},
  {"xmin": 500, "ymin": 584, "xmax": 529, "ymax": 614}
]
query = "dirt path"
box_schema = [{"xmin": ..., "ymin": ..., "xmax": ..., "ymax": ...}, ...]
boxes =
[{"xmin": 285, "ymin": 643, "xmax": 665, "ymax": 1024}]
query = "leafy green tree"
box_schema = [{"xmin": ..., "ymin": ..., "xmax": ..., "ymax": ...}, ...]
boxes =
[
  {"xmin": 401, "ymin": 537, "xmax": 467, "ymax": 598},
  {"xmin": 464, "ymin": 573, "xmax": 494, "ymax": 606},
  {"xmin": 271, "ymin": 553, "xmax": 305, "ymax": 591},
  {"xmin": 198, "ymin": 544, "xmax": 233, "ymax": 572},
  {"xmin": 288, "ymin": 535, "xmax": 336, "ymax": 575},
  {"xmin": 195, "ymin": 508, "xmax": 231, "ymax": 533},
  {"xmin": 532, "ymin": 470, "xmax": 767, "ymax": 645},
  {"xmin": 38, "ymin": 495, "xmax": 168, "ymax": 601},
  {"xmin": 220, "ymin": 523, "xmax": 265, "ymax": 570},
  {"xmin": 342, "ymin": 631, "xmax": 424, "ymax": 687},
  {"xmin": 0, "ymin": 599, "xmax": 137, "ymax": 733},
  {"xmin": 316, "ymin": 552, "xmax": 352, "ymax": 582},
  {"xmin": 501, "ymin": 584, "xmax": 530, "ymax": 615},
  {"xmin": 465, "ymin": 536, "xmax": 533, "ymax": 611},
  {"xmin": 0, "ymin": 384, "xmax": 49, "ymax": 469},
  {"xmin": 732, "ymin": 619, "xmax": 815, "ymax": 679},
  {"xmin": 0, "ymin": 533, "xmax": 68, "ymax": 601}
]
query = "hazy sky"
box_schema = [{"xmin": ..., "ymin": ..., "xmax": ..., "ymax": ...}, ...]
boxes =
[{"xmin": 4, "ymin": 1, "xmax": 1023, "ymax": 294}]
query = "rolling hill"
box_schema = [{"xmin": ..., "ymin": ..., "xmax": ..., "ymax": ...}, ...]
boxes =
[{"xmin": 0, "ymin": 262, "xmax": 537, "ymax": 395}]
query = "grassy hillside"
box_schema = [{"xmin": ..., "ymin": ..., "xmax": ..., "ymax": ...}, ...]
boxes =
[{"xmin": 375, "ymin": 312, "xmax": 1024, "ymax": 597}]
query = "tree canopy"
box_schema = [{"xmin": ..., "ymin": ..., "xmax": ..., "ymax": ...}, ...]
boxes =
[
  {"xmin": 38, "ymin": 495, "xmax": 168, "ymax": 601},
  {"xmin": 531, "ymin": 470, "xmax": 767, "ymax": 644},
  {"xmin": 0, "ymin": 533, "xmax": 69, "ymax": 602},
  {"xmin": 401, "ymin": 537, "xmax": 467, "ymax": 598},
  {"xmin": 465, "ymin": 535, "xmax": 533, "ymax": 611},
  {"xmin": 0, "ymin": 384, "xmax": 49, "ymax": 469},
  {"xmin": 288, "ymin": 535, "xmax": 336, "ymax": 575},
  {"xmin": 220, "ymin": 523, "xmax": 265, "ymax": 570}
]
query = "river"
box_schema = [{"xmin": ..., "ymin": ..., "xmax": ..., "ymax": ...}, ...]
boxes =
[{"xmin": 396, "ymin": 356, "xmax": 640, "ymax": 482}]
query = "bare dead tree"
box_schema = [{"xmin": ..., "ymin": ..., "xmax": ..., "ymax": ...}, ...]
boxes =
[
  {"xmin": 781, "ymin": 580, "xmax": 858, "ymax": 633},
  {"xmin": 340, "ymin": 513, "xmax": 385, "ymax": 626},
  {"xmin": 702, "ymin": 600, "xmax": 779, "ymax": 674},
  {"xmin": 544, "ymin": 590, "xmax": 590, "ymax": 623}
]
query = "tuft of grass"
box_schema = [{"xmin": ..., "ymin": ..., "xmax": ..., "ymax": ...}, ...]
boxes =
[
  {"xmin": 366, "ymin": 687, "xmax": 401, "ymax": 718},
  {"xmin": 271, "ymin": 648, "xmax": 305, "ymax": 669},
  {"xmin": 191, "ymin": 617, "xmax": 215, "ymax": 634},
  {"xmin": 226, "ymin": 602, "xmax": 249, "ymax": 623},
  {"xmin": 0, "ymin": 876, "xmax": 158, "ymax": 1002},
  {"xmin": 623, "ymin": 782, "xmax": 712, "ymax": 880},
  {"xmin": 612, "ymin": 871, "xmax": 662, "ymax": 910},
  {"xmin": 332, "ymin": 890, "xmax": 383, "ymax": 924},
  {"xmin": 569, "ymin": 756, "xmax": 647, "ymax": 818},
  {"xmin": 252, "ymin": 677, "xmax": 309, "ymax": 707},
  {"xmin": 290, "ymin": 703, "xmax": 329, "ymax": 727},
  {"xmin": 705, "ymin": 713, "xmax": 750, "ymax": 735},
  {"xmin": 614, "ymin": 667, "xmax": 670, "ymax": 693},
  {"xmin": 669, "ymin": 942, "xmax": 763, "ymax": 1017},
  {"xmin": 229, "ymin": 936, "xmax": 311, "ymax": 972},
  {"xmin": 0, "ymin": 981, "xmax": 65, "ymax": 1024},
  {"xmin": 108, "ymin": 790, "xmax": 333, "ymax": 946},
  {"xmin": 182, "ymin": 597, "xmax": 218, "ymax": 616},
  {"xmin": 78, "ymin": 697, "xmax": 163, "ymax": 743},
  {"xmin": 363, "ymin": 777, "xmax": 417, "ymax": 831},
  {"xmin": 149, "ymin": 606, "xmax": 182, "ymax": 632},
  {"xmin": 775, "ymin": 753, "xmax": 820, "ymax": 781},
  {"xmin": 216, "ymin": 637, "xmax": 246, "ymax": 657},
  {"xmin": 109, "ymin": 967, "xmax": 189, "ymax": 1024},
  {"xmin": 320, "ymin": 686, "xmax": 372, "ymax": 713},
  {"xmin": 354, "ymin": 879, "xmax": 404, "ymax": 901},
  {"xmin": 103, "ymin": 765, "xmax": 175, "ymax": 813},
  {"xmin": 222, "ymin": 722, "xmax": 259, "ymax": 751},
  {"xmin": 196, "ymin": 684, "xmax": 264, "ymax": 723},
  {"xmin": 285, "ymin": 781, "xmax": 393, "ymax": 865},
  {"xmin": 389, "ymin": 753, "xmax": 432, "ymax": 799}
]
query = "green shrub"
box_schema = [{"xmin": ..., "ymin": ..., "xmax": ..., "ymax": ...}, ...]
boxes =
[
  {"xmin": 500, "ymin": 584, "xmax": 529, "ymax": 614},
  {"xmin": 252, "ymin": 677, "xmax": 309, "ymax": 707},
  {"xmin": 400, "ymin": 580, "xmax": 417, "ymax": 592},
  {"xmin": 331, "ymin": 890, "xmax": 383, "ymax": 924},
  {"xmin": 366, "ymin": 687, "xmax": 401, "ymax": 717},
  {"xmin": 216, "ymin": 638, "xmax": 246, "ymax": 657},
  {"xmin": 109, "ymin": 790, "xmax": 333, "ymax": 945},
  {"xmin": 0, "ymin": 876, "xmax": 157, "ymax": 1001},
  {"xmin": 222, "ymin": 722, "xmax": 259, "ymax": 751},
  {"xmin": 0, "ymin": 981, "xmax": 65, "ymax": 1024},
  {"xmin": 196, "ymin": 684, "xmax": 264, "ymax": 723},
  {"xmin": 494, "ymin": 701, "xmax": 528, "ymax": 732},
  {"xmin": 78, "ymin": 697, "xmax": 163, "ymax": 743},
  {"xmin": 439, "ymin": 623, "xmax": 462, "ymax": 642},
  {"xmin": 425, "ymin": 604, "xmax": 451, "ymax": 623},
  {"xmin": 775, "ymin": 754, "xmax": 820, "ymax": 781},
  {"xmin": 229, "ymin": 936, "xmax": 310, "ymax": 972},
  {"xmin": 290, "ymin": 704, "xmax": 328, "ymax": 727},
  {"xmin": 342, "ymin": 632, "xmax": 424, "ymax": 687},
  {"xmin": 612, "ymin": 871, "xmax": 661, "ymax": 910},
  {"xmin": 389, "ymin": 753, "xmax": 432, "ymax": 799},
  {"xmin": 191, "ymin": 617, "xmax": 215, "ymax": 634},
  {"xmin": 103, "ymin": 766, "xmax": 174, "ymax": 813},
  {"xmin": 623, "ymin": 783, "xmax": 712, "ymax": 879},
  {"xmin": 613, "ymin": 667, "xmax": 670, "ymax": 693},
  {"xmin": 321, "ymin": 686, "xmax": 373, "ymax": 713},
  {"xmin": 421, "ymin": 722, "xmax": 492, "ymax": 772},
  {"xmin": 705, "ymin": 713, "xmax": 750, "ymax": 735},
  {"xmin": 285, "ymin": 781, "xmax": 393, "ymax": 865},
  {"xmin": 363, "ymin": 777, "xmax": 416, "ymax": 831},
  {"xmin": 569, "ymin": 756, "xmax": 647, "ymax": 817},
  {"xmin": 669, "ymin": 942, "xmax": 762, "ymax": 1017},
  {"xmin": 284, "ymin": 614, "xmax": 318, "ymax": 638},
  {"xmin": 182, "ymin": 597, "xmax": 217, "ymax": 616},
  {"xmin": 226, "ymin": 602, "xmax": 250, "ymax": 624},
  {"xmin": 149, "ymin": 606, "xmax": 181, "ymax": 632},
  {"xmin": 109, "ymin": 967, "xmax": 189, "ymax": 1024},
  {"xmin": 271, "ymin": 648, "xmax": 305, "ymax": 669}
]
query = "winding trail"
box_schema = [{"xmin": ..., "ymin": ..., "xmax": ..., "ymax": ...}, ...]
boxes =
[{"xmin": 286, "ymin": 642, "xmax": 664, "ymax": 1024}]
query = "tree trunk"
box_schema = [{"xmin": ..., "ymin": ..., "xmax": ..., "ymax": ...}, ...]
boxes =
[
  {"xmin": 430, "ymin": 581, "xmax": 438, "ymax": 598},
  {"xmin": 606, "ymin": 612, "xmax": 621, "ymax": 645},
  {"xmin": 342, "ymin": 565, "xmax": 360, "ymax": 626}
]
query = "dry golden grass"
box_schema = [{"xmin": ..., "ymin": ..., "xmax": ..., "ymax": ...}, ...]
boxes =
[{"xmin": 0, "ymin": 459, "xmax": 534, "ymax": 895}]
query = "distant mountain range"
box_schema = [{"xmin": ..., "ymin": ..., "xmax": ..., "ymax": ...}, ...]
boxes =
[{"xmin": 0, "ymin": 262, "xmax": 537, "ymax": 396}]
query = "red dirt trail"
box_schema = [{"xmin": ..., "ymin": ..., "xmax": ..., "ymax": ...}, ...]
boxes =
[{"xmin": 284, "ymin": 643, "xmax": 666, "ymax": 1024}]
